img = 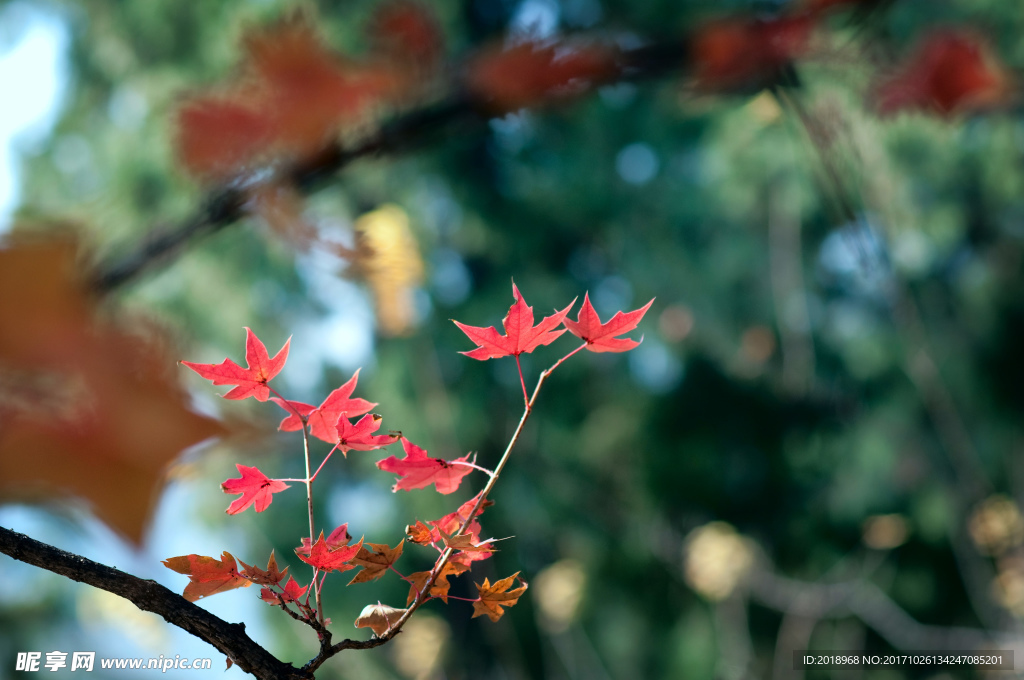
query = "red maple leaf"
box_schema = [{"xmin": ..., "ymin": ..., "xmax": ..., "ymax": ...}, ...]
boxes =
[
  {"xmin": 272, "ymin": 369, "xmax": 376, "ymax": 443},
  {"xmin": 298, "ymin": 523, "xmax": 352, "ymax": 555},
  {"xmin": 296, "ymin": 532, "xmax": 364, "ymax": 573},
  {"xmin": 336, "ymin": 413, "xmax": 399, "ymax": 454},
  {"xmin": 260, "ymin": 576, "xmax": 309, "ymax": 605},
  {"xmin": 220, "ymin": 464, "xmax": 290, "ymax": 515},
  {"xmin": 377, "ymin": 438, "xmax": 474, "ymax": 494},
  {"xmin": 563, "ymin": 293, "xmax": 654, "ymax": 353},
  {"xmin": 181, "ymin": 327, "xmax": 290, "ymax": 401},
  {"xmin": 162, "ymin": 551, "xmax": 252, "ymax": 602},
  {"xmin": 453, "ymin": 282, "xmax": 575, "ymax": 360}
]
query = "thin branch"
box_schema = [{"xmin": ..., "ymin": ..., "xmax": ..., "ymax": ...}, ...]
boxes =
[
  {"xmin": 297, "ymin": 423, "xmax": 324, "ymax": 626},
  {"xmin": 515, "ymin": 355, "xmax": 529, "ymax": 408},
  {"xmin": 0, "ymin": 526, "xmax": 310, "ymax": 680}
]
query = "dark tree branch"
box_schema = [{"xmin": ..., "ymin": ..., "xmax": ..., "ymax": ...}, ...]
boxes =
[
  {"xmin": 89, "ymin": 40, "xmax": 689, "ymax": 295},
  {"xmin": 91, "ymin": 98, "xmax": 480, "ymax": 294},
  {"xmin": 0, "ymin": 526, "xmax": 312, "ymax": 680}
]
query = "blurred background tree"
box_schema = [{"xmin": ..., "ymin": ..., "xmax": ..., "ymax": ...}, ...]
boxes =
[{"xmin": 1, "ymin": 0, "xmax": 1024, "ymax": 678}]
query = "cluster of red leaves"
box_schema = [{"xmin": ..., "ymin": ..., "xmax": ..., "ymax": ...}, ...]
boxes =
[
  {"xmin": 167, "ymin": 282, "xmax": 654, "ymax": 631},
  {"xmin": 453, "ymin": 281, "xmax": 654, "ymax": 359},
  {"xmin": 163, "ymin": 550, "xmax": 311, "ymax": 610},
  {"xmin": 181, "ymin": 330, "xmax": 400, "ymax": 515}
]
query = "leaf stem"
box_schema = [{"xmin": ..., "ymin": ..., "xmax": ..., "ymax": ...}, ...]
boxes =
[
  {"xmin": 268, "ymin": 386, "xmax": 308, "ymax": 423},
  {"xmin": 515, "ymin": 355, "xmax": 529, "ymax": 408},
  {"xmin": 274, "ymin": 443, "xmax": 340, "ymax": 483},
  {"xmin": 449, "ymin": 460, "xmax": 495, "ymax": 477},
  {"xmin": 310, "ymin": 444, "xmax": 340, "ymax": 483},
  {"xmin": 300, "ymin": 423, "xmax": 323, "ymax": 626}
]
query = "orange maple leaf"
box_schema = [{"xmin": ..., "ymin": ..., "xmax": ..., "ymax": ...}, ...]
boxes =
[
  {"xmin": 473, "ymin": 572, "xmax": 528, "ymax": 622},
  {"xmin": 162, "ymin": 551, "xmax": 252, "ymax": 602},
  {"xmin": 238, "ymin": 550, "xmax": 289, "ymax": 587},
  {"xmin": 0, "ymin": 238, "xmax": 227, "ymax": 544}
]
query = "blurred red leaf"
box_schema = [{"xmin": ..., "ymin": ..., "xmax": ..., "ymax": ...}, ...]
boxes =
[
  {"xmin": 691, "ymin": 15, "xmax": 813, "ymax": 91},
  {"xmin": 0, "ymin": 239, "xmax": 227, "ymax": 544},
  {"xmin": 873, "ymin": 30, "xmax": 1009, "ymax": 117},
  {"xmin": 176, "ymin": 12, "xmax": 406, "ymax": 181},
  {"xmin": 465, "ymin": 40, "xmax": 621, "ymax": 113},
  {"xmin": 371, "ymin": 1, "xmax": 444, "ymax": 72},
  {"xmin": 176, "ymin": 98, "xmax": 274, "ymax": 179}
]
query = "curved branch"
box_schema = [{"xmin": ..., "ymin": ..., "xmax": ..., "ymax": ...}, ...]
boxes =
[
  {"xmin": 0, "ymin": 526, "xmax": 310, "ymax": 680},
  {"xmin": 90, "ymin": 40, "xmax": 688, "ymax": 294}
]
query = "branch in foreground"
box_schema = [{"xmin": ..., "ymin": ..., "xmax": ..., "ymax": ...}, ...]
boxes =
[{"xmin": 0, "ymin": 526, "xmax": 309, "ymax": 680}]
